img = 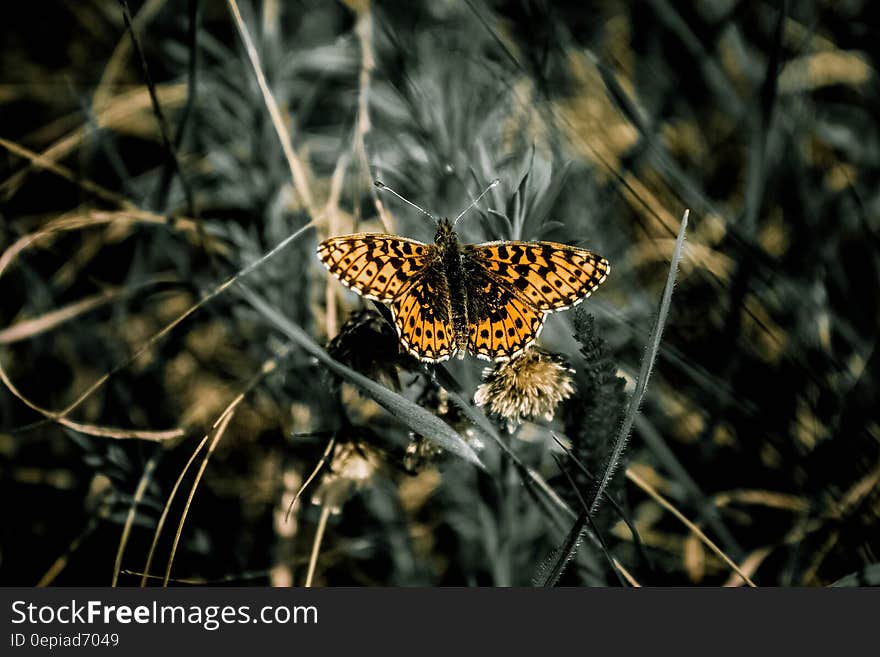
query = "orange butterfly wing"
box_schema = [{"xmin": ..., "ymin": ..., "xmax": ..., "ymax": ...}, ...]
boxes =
[
  {"xmin": 462, "ymin": 261, "xmax": 547, "ymax": 361},
  {"xmin": 467, "ymin": 293, "xmax": 546, "ymax": 360},
  {"xmin": 318, "ymin": 233, "xmax": 455, "ymax": 362},
  {"xmin": 390, "ymin": 270, "xmax": 456, "ymax": 363},
  {"xmin": 464, "ymin": 241, "xmax": 610, "ymax": 311},
  {"xmin": 317, "ymin": 234, "xmax": 434, "ymax": 301},
  {"xmin": 462, "ymin": 241, "xmax": 609, "ymax": 360}
]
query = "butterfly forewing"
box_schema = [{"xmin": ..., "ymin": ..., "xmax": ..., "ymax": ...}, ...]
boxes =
[
  {"xmin": 464, "ymin": 242, "xmax": 610, "ymax": 311},
  {"xmin": 317, "ymin": 234, "xmax": 435, "ymax": 302}
]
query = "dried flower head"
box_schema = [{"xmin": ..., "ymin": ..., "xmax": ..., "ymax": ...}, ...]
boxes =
[
  {"xmin": 325, "ymin": 309, "xmax": 418, "ymax": 390},
  {"xmin": 474, "ymin": 349, "xmax": 576, "ymax": 432},
  {"xmin": 312, "ymin": 440, "xmax": 381, "ymax": 514}
]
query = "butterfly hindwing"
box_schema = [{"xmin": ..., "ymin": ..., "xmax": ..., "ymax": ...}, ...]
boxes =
[
  {"xmin": 464, "ymin": 241, "xmax": 610, "ymax": 311},
  {"xmin": 390, "ymin": 265, "xmax": 456, "ymax": 362},
  {"xmin": 317, "ymin": 234, "xmax": 435, "ymax": 302},
  {"xmin": 464, "ymin": 264, "xmax": 546, "ymax": 361}
]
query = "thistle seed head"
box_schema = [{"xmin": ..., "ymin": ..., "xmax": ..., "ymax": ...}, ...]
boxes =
[{"xmin": 474, "ymin": 349, "xmax": 576, "ymax": 432}]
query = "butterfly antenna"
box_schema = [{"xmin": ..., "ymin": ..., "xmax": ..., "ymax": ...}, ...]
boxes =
[
  {"xmin": 452, "ymin": 179, "xmax": 500, "ymax": 225},
  {"xmin": 374, "ymin": 180, "xmax": 437, "ymax": 223}
]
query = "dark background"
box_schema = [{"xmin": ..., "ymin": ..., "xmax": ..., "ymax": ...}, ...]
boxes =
[{"xmin": 0, "ymin": 0, "xmax": 877, "ymax": 587}]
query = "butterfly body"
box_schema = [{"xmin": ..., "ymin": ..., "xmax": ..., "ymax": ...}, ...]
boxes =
[
  {"xmin": 318, "ymin": 218, "xmax": 609, "ymax": 363},
  {"xmin": 434, "ymin": 219, "xmax": 471, "ymax": 356}
]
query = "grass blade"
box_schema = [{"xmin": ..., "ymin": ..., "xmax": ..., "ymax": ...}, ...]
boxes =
[
  {"xmin": 590, "ymin": 208, "xmax": 689, "ymax": 514},
  {"xmin": 537, "ymin": 208, "xmax": 689, "ymax": 586}
]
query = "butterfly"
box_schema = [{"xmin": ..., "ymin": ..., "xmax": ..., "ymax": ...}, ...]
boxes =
[{"xmin": 317, "ymin": 191, "xmax": 610, "ymax": 363}]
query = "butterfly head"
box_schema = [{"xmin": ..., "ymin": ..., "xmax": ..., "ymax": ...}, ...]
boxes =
[{"xmin": 434, "ymin": 217, "xmax": 458, "ymax": 248}]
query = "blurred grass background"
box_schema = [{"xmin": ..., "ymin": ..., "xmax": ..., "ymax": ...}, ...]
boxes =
[{"xmin": 0, "ymin": 0, "xmax": 878, "ymax": 586}]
